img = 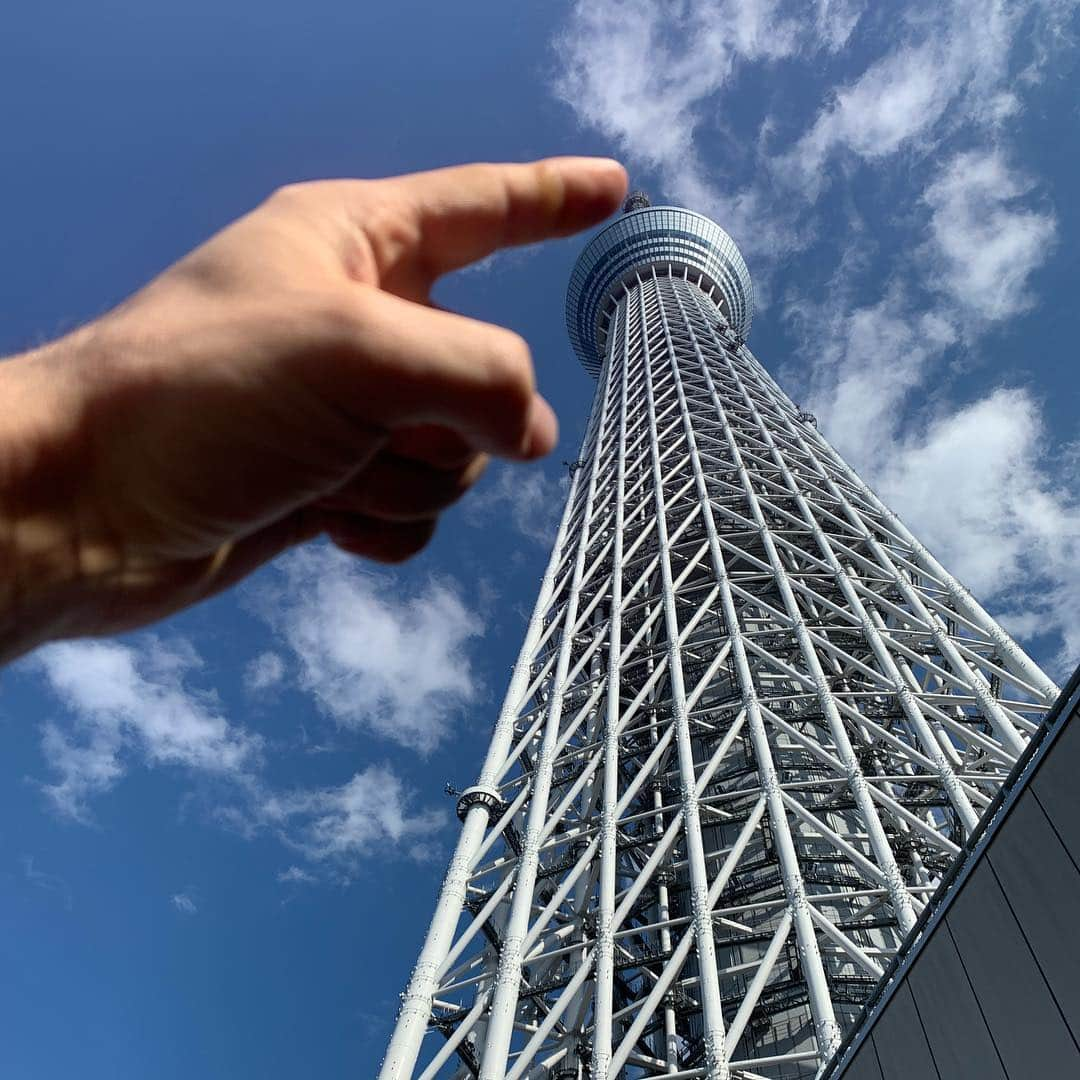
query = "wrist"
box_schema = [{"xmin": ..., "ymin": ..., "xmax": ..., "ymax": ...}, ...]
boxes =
[{"xmin": 0, "ymin": 335, "xmax": 111, "ymax": 660}]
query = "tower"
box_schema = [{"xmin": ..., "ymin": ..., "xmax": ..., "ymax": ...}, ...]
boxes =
[{"xmin": 379, "ymin": 198, "xmax": 1059, "ymax": 1079}]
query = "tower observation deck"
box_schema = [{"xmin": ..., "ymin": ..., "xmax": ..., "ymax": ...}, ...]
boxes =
[{"xmin": 379, "ymin": 198, "xmax": 1059, "ymax": 1079}]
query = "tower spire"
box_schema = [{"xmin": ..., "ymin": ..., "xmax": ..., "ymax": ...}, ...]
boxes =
[{"xmin": 379, "ymin": 205, "xmax": 1057, "ymax": 1080}]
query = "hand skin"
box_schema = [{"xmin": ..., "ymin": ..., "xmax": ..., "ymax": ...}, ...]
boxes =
[{"xmin": 0, "ymin": 156, "xmax": 628, "ymax": 662}]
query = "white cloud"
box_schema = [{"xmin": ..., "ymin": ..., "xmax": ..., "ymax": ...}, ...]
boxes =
[
  {"xmin": 455, "ymin": 243, "xmax": 540, "ymax": 276},
  {"xmin": 801, "ymin": 288, "xmax": 958, "ymax": 476},
  {"xmin": 26, "ymin": 630, "xmax": 447, "ymax": 877},
  {"xmin": 202, "ymin": 762, "xmax": 447, "ymax": 879},
  {"xmin": 800, "ymin": 281, "xmax": 1080, "ymax": 671},
  {"xmin": 556, "ymin": 0, "xmax": 796, "ymax": 174},
  {"xmin": 780, "ymin": 1, "xmax": 1067, "ymax": 195},
  {"xmin": 813, "ymin": 0, "xmax": 864, "ymax": 51},
  {"xmin": 785, "ymin": 39, "xmax": 947, "ymax": 187},
  {"xmin": 243, "ymin": 650, "xmax": 286, "ymax": 694},
  {"xmin": 553, "ymin": 0, "xmax": 846, "ymax": 255},
  {"xmin": 466, "ymin": 464, "xmax": 566, "ymax": 545},
  {"xmin": 261, "ymin": 766, "xmax": 446, "ymax": 869},
  {"xmin": 921, "ymin": 149, "xmax": 1057, "ymax": 322},
  {"xmin": 554, "ymin": 0, "xmax": 1072, "ymax": 259},
  {"xmin": 878, "ymin": 390, "xmax": 1080, "ymax": 673},
  {"xmin": 32, "ymin": 638, "xmax": 261, "ymax": 821},
  {"xmin": 277, "ymin": 865, "xmax": 317, "ymax": 885},
  {"xmin": 785, "ymin": 143, "xmax": 1071, "ymax": 671},
  {"xmin": 256, "ymin": 546, "xmax": 481, "ymax": 754},
  {"xmin": 171, "ymin": 892, "xmax": 198, "ymax": 915}
]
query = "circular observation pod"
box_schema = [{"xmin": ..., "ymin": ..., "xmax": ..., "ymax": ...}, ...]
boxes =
[{"xmin": 565, "ymin": 206, "xmax": 754, "ymax": 378}]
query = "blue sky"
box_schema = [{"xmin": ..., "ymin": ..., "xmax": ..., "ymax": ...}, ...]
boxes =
[{"xmin": 1, "ymin": 1, "xmax": 1078, "ymax": 1076}]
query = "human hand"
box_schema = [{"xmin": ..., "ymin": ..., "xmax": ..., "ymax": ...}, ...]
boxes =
[{"xmin": 0, "ymin": 156, "xmax": 627, "ymax": 659}]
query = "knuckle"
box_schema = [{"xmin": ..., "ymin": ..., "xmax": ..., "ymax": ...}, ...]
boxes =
[
  {"xmin": 267, "ymin": 181, "xmax": 308, "ymax": 207},
  {"xmin": 363, "ymin": 191, "xmax": 420, "ymax": 246},
  {"xmin": 533, "ymin": 159, "xmax": 566, "ymax": 214},
  {"xmin": 303, "ymin": 289, "xmax": 366, "ymax": 344},
  {"xmin": 265, "ymin": 179, "xmax": 338, "ymax": 215},
  {"xmin": 486, "ymin": 329, "xmax": 533, "ymax": 400}
]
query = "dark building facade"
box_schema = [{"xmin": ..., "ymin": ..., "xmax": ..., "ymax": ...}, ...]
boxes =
[{"xmin": 826, "ymin": 665, "xmax": 1080, "ymax": 1079}]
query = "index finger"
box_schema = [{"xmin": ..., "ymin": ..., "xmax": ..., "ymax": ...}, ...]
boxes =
[{"xmin": 364, "ymin": 156, "xmax": 627, "ymax": 284}]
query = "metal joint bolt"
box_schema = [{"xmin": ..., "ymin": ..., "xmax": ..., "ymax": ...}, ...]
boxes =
[{"xmin": 455, "ymin": 785, "xmax": 503, "ymax": 823}]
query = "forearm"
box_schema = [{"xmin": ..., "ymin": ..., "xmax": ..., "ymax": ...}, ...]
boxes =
[{"xmin": 0, "ymin": 341, "xmax": 95, "ymax": 660}]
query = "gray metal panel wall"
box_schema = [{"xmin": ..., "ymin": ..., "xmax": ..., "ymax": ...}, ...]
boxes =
[
  {"xmin": 906, "ymin": 926, "xmax": 1004, "ymax": 1080},
  {"xmin": 840, "ymin": 1046, "xmax": 884, "ymax": 1080},
  {"xmin": 835, "ymin": 675, "xmax": 1080, "ymax": 1079},
  {"xmin": 868, "ymin": 983, "xmax": 938, "ymax": 1080},
  {"xmin": 987, "ymin": 791, "xmax": 1080, "ymax": 1038},
  {"xmin": 1031, "ymin": 703, "xmax": 1080, "ymax": 867}
]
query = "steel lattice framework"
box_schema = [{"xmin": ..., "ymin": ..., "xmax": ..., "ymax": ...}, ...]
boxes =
[{"xmin": 379, "ymin": 203, "xmax": 1059, "ymax": 1080}]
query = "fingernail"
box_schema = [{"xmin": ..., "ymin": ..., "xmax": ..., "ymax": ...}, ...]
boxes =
[
  {"xmin": 563, "ymin": 157, "xmax": 626, "ymax": 181},
  {"xmin": 521, "ymin": 395, "xmax": 558, "ymax": 459}
]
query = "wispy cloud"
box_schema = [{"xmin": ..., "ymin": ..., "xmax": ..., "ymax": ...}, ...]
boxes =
[
  {"xmin": 455, "ymin": 243, "xmax": 541, "ymax": 277},
  {"xmin": 802, "ymin": 286, "xmax": 1080, "ymax": 668},
  {"xmin": 22, "ymin": 855, "xmax": 73, "ymax": 911},
  {"xmin": 799, "ymin": 286, "xmax": 957, "ymax": 477},
  {"xmin": 780, "ymin": 1, "xmax": 1032, "ymax": 194},
  {"xmin": 243, "ymin": 650, "xmax": 286, "ymax": 694},
  {"xmin": 277, "ymin": 865, "xmax": 317, "ymax": 885},
  {"xmin": 466, "ymin": 463, "xmax": 566, "ymax": 546},
  {"xmin": 260, "ymin": 766, "xmax": 446, "ymax": 870},
  {"xmin": 877, "ymin": 391, "xmax": 1080, "ymax": 673},
  {"xmin": 32, "ymin": 637, "xmax": 261, "ymax": 821},
  {"xmin": 552, "ymin": 0, "xmax": 847, "ymax": 256},
  {"xmin": 921, "ymin": 149, "xmax": 1057, "ymax": 325},
  {"xmin": 26, "ymin": 629, "xmax": 448, "ymax": 877},
  {"xmin": 554, "ymin": 0, "xmax": 1071, "ymax": 256},
  {"xmin": 792, "ymin": 140, "xmax": 1072, "ymax": 664},
  {"xmin": 254, "ymin": 545, "xmax": 482, "ymax": 754},
  {"xmin": 209, "ymin": 767, "xmax": 448, "ymax": 881},
  {"xmin": 171, "ymin": 891, "xmax": 198, "ymax": 915}
]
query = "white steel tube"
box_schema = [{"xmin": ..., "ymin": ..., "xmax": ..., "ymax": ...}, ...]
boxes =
[
  {"xmin": 478, "ymin": 363, "xmax": 611, "ymax": 1077},
  {"xmin": 378, "ymin": 461, "xmax": 586, "ymax": 1080},
  {"xmin": 639, "ymin": 279, "xmax": 731, "ymax": 1078},
  {"xmin": 680, "ymin": 283, "xmax": 917, "ymax": 936},
  {"xmin": 592, "ymin": 292, "xmax": 630, "ymax": 1076},
  {"xmin": 650, "ymin": 274, "xmax": 842, "ymax": 1059}
]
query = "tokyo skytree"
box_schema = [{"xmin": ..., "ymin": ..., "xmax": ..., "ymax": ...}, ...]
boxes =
[{"xmin": 378, "ymin": 197, "xmax": 1059, "ymax": 1079}]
